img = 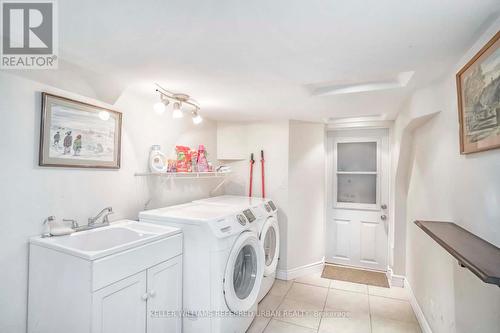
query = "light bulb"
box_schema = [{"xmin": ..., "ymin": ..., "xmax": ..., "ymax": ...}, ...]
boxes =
[
  {"xmin": 192, "ymin": 113, "xmax": 203, "ymax": 125},
  {"xmin": 153, "ymin": 101, "xmax": 166, "ymax": 114},
  {"xmin": 172, "ymin": 102, "xmax": 183, "ymax": 119},
  {"xmin": 98, "ymin": 111, "xmax": 110, "ymax": 121}
]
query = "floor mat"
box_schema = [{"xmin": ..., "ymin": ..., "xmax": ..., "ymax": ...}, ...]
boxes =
[{"xmin": 322, "ymin": 264, "xmax": 389, "ymax": 288}]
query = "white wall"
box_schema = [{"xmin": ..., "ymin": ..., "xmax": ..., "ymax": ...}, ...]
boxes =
[
  {"xmin": 287, "ymin": 120, "xmax": 325, "ymax": 270},
  {"xmin": 0, "ymin": 72, "xmax": 220, "ymax": 333},
  {"xmin": 395, "ymin": 18, "xmax": 500, "ymax": 332},
  {"xmin": 220, "ymin": 121, "xmax": 290, "ymax": 270},
  {"xmin": 390, "ymin": 91, "xmax": 441, "ymax": 275},
  {"xmin": 219, "ymin": 120, "xmax": 325, "ymax": 274}
]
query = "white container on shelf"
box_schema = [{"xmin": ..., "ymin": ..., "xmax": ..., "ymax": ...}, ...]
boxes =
[{"xmin": 149, "ymin": 145, "xmax": 167, "ymax": 173}]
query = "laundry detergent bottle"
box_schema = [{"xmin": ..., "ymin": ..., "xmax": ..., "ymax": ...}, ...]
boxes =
[
  {"xmin": 149, "ymin": 145, "xmax": 167, "ymax": 173},
  {"xmin": 197, "ymin": 144, "xmax": 209, "ymax": 172}
]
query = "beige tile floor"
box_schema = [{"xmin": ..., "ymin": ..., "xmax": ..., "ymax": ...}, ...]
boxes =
[{"xmin": 247, "ymin": 272, "xmax": 421, "ymax": 333}]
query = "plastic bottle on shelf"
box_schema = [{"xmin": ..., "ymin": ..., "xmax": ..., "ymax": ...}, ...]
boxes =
[
  {"xmin": 197, "ymin": 145, "xmax": 209, "ymax": 172},
  {"xmin": 149, "ymin": 145, "xmax": 167, "ymax": 173}
]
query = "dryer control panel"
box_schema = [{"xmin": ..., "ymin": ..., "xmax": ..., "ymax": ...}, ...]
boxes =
[
  {"xmin": 243, "ymin": 209, "xmax": 256, "ymax": 223},
  {"xmin": 236, "ymin": 214, "xmax": 247, "ymax": 226},
  {"xmin": 265, "ymin": 200, "xmax": 277, "ymax": 213}
]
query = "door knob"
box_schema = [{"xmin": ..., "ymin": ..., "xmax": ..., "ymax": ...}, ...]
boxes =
[
  {"xmin": 381, "ymin": 204, "xmax": 387, "ymax": 210},
  {"xmin": 149, "ymin": 290, "xmax": 156, "ymax": 297},
  {"xmin": 141, "ymin": 293, "xmax": 149, "ymax": 301},
  {"xmin": 381, "ymin": 215, "xmax": 387, "ymax": 220}
]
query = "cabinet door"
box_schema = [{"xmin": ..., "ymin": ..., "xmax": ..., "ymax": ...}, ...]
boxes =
[
  {"xmin": 92, "ymin": 271, "xmax": 147, "ymax": 333},
  {"xmin": 146, "ymin": 256, "xmax": 182, "ymax": 333}
]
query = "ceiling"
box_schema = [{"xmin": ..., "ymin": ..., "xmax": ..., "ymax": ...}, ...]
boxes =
[{"xmin": 10, "ymin": 0, "xmax": 500, "ymax": 121}]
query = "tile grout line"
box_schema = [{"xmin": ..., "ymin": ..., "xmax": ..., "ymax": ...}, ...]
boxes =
[
  {"xmin": 270, "ymin": 280, "xmax": 329, "ymax": 332},
  {"xmin": 262, "ymin": 280, "xmax": 294, "ymax": 333},
  {"xmin": 368, "ymin": 292, "xmax": 373, "ymax": 333},
  {"xmin": 316, "ymin": 280, "xmax": 330, "ymax": 333}
]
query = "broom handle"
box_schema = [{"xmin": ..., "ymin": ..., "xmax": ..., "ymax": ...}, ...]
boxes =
[{"xmin": 249, "ymin": 153, "xmax": 254, "ymax": 197}]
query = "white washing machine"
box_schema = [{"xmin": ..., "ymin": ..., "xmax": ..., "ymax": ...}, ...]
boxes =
[
  {"xmin": 139, "ymin": 202, "xmax": 264, "ymax": 333},
  {"xmin": 193, "ymin": 196, "xmax": 280, "ymax": 302}
]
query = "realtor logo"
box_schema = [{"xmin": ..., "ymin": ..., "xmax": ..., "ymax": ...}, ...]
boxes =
[{"xmin": 1, "ymin": 0, "xmax": 58, "ymax": 69}]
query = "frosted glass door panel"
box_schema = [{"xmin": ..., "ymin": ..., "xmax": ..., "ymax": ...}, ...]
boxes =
[
  {"xmin": 337, "ymin": 174, "xmax": 377, "ymax": 204},
  {"xmin": 337, "ymin": 142, "xmax": 377, "ymax": 172}
]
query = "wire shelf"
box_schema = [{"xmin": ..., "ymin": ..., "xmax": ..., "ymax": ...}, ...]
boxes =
[{"xmin": 134, "ymin": 171, "xmax": 231, "ymax": 179}]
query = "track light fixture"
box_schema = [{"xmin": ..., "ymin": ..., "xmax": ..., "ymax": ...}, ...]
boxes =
[
  {"xmin": 192, "ymin": 109, "xmax": 203, "ymax": 124},
  {"xmin": 153, "ymin": 83, "xmax": 203, "ymax": 124},
  {"xmin": 172, "ymin": 102, "xmax": 183, "ymax": 119},
  {"xmin": 153, "ymin": 95, "xmax": 169, "ymax": 114}
]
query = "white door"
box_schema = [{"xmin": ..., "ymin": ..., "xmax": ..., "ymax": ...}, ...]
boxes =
[
  {"xmin": 146, "ymin": 256, "xmax": 183, "ymax": 333},
  {"xmin": 92, "ymin": 271, "xmax": 147, "ymax": 333},
  {"xmin": 326, "ymin": 129, "xmax": 390, "ymax": 271}
]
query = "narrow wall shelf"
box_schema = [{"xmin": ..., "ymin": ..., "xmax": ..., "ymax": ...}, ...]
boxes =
[
  {"xmin": 134, "ymin": 171, "xmax": 231, "ymax": 180},
  {"xmin": 415, "ymin": 220, "xmax": 500, "ymax": 287}
]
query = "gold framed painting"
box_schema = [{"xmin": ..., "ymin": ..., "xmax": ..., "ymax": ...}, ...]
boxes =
[
  {"xmin": 39, "ymin": 93, "xmax": 122, "ymax": 168},
  {"xmin": 456, "ymin": 31, "xmax": 500, "ymax": 154}
]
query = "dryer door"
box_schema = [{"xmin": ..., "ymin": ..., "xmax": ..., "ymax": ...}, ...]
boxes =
[
  {"xmin": 260, "ymin": 216, "xmax": 280, "ymax": 276},
  {"xmin": 223, "ymin": 231, "xmax": 264, "ymax": 313}
]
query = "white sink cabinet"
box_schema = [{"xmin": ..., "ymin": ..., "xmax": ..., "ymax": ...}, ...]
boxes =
[{"xmin": 27, "ymin": 220, "xmax": 183, "ymax": 333}]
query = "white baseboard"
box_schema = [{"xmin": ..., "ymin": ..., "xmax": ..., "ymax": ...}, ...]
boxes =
[
  {"xmin": 405, "ymin": 278, "xmax": 432, "ymax": 333},
  {"xmin": 276, "ymin": 260, "xmax": 324, "ymax": 281},
  {"xmin": 386, "ymin": 268, "xmax": 405, "ymax": 288}
]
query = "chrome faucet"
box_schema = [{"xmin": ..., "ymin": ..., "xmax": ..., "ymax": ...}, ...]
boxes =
[{"xmin": 88, "ymin": 207, "xmax": 113, "ymax": 227}]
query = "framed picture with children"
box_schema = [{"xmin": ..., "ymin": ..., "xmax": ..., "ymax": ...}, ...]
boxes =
[{"xmin": 39, "ymin": 93, "xmax": 122, "ymax": 168}]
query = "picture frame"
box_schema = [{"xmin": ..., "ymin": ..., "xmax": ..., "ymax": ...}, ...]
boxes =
[
  {"xmin": 39, "ymin": 93, "xmax": 122, "ymax": 168},
  {"xmin": 456, "ymin": 31, "xmax": 500, "ymax": 154}
]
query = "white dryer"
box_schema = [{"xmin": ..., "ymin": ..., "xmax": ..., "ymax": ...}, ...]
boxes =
[
  {"xmin": 193, "ymin": 196, "xmax": 280, "ymax": 302},
  {"xmin": 139, "ymin": 202, "xmax": 264, "ymax": 333}
]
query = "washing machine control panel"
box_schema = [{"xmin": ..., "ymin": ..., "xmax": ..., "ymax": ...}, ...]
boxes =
[
  {"xmin": 268, "ymin": 201, "xmax": 277, "ymax": 211},
  {"xmin": 236, "ymin": 214, "xmax": 247, "ymax": 226},
  {"xmin": 243, "ymin": 209, "xmax": 256, "ymax": 223}
]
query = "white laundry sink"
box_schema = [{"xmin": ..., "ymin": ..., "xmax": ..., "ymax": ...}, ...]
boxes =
[{"xmin": 30, "ymin": 220, "xmax": 181, "ymax": 260}]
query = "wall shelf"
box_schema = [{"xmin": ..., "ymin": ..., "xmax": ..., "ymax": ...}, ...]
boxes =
[
  {"xmin": 134, "ymin": 171, "xmax": 231, "ymax": 180},
  {"xmin": 415, "ymin": 220, "xmax": 500, "ymax": 287}
]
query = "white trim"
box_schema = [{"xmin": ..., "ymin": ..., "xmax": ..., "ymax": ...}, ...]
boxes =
[
  {"xmin": 276, "ymin": 260, "xmax": 324, "ymax": 281},
  {"xmin": 386, "ymin": 268, "xmax": 405, "ymax": 288},
  {"xmin": 326, "ymin": 120, "xmax": 394, "ymax": 130},
  {"xmin": 405, "ymin": 278, "xmax": 433, "ymax": 333}
]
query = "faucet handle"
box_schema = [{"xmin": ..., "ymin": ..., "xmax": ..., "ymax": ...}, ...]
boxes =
[
  {"xmin": 41, "ymin": 216, "xmax": 55, "ymax": 238},
  {"xmin": 43, "ymin": 216, "xmax": 55, "ymax": 224},
  {"xmin": 103, "ymin": 208, "xmax": 114, "ymax": 223}
]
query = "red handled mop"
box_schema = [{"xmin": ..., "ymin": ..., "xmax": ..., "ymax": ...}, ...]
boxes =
[
  {"xmin": 249, "ymin": 153, "xmax": 255, "ymax": 197},
  {"xmin": 260, "ymin": 150, "xmax": 266, "ymax": 198}
]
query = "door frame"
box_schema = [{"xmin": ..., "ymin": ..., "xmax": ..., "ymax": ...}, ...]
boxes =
[{"xmin": 325, "ymin": 125, "xmax": 393, "ymax": 272}]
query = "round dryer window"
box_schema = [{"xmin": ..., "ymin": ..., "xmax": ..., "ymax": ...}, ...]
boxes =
[
  {"xmin": 264, "ymin": 227, "xmax": 276, "ymax": 266},
  {"xmin": 260, "ymin": 217, "xmax": 280, "ymax": 276},
  {"xmin": 233, "ymin": 244, "xmax": 257, "ymax": 299},
  {"xmin": 224, "ymin": 231, "xmax": 264, "ymax": 313}
]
